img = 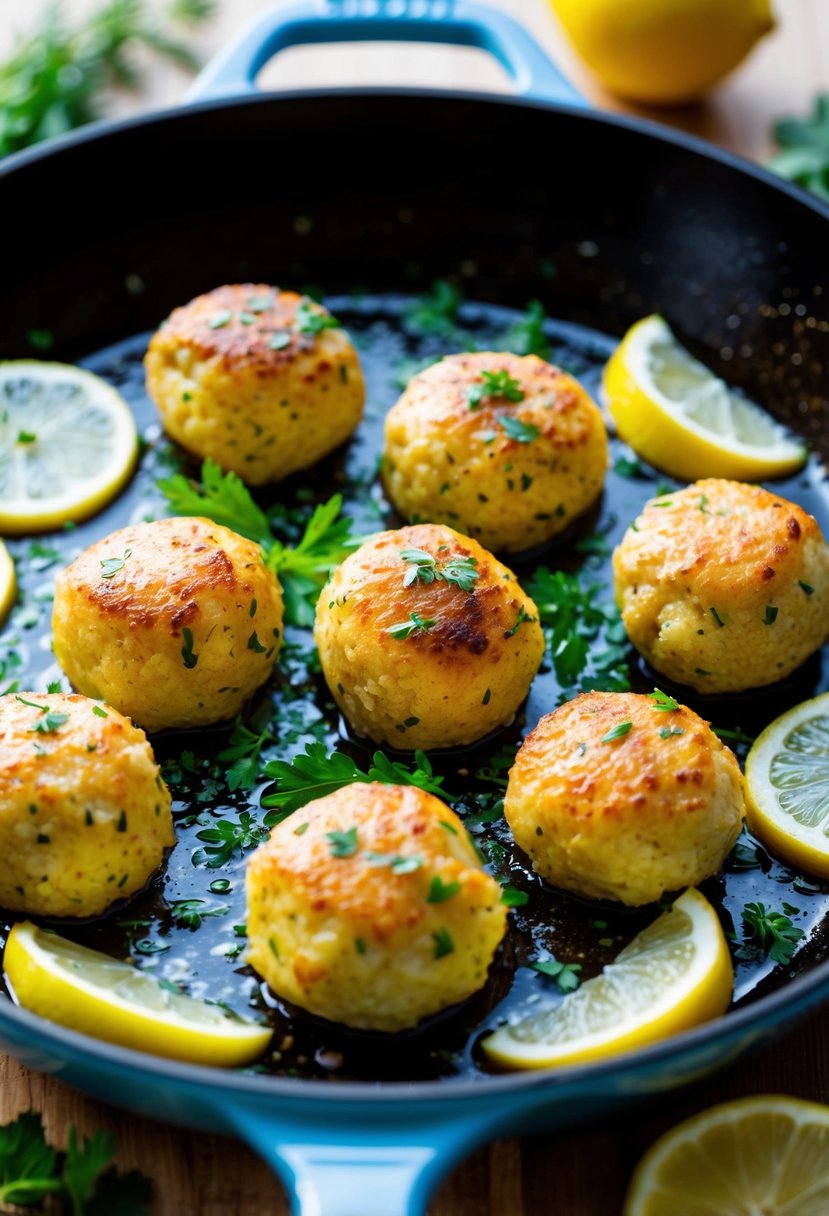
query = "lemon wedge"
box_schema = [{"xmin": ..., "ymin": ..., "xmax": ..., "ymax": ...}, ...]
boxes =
[
  {"xmin": 0, "ymin": 539, "xmax": 16, "ymax": 627},
  {"xmin": 482, "ymin": 888, "xmax": 732, "ymax": 1070},
  {"xmin": 4, "ymin": 921, "xmax": 272, "ymax": 1067},
  {"xmin": 745, "ymin": 692, "xmax": 829, "ymax": 878},
  {"xmin": 624, "ymin": 1094, "xmax": 829, "ymax": 1215},
  {"xmin": 0, "ymin": 361, "xmax": 138, "ymax": 535},
  {"xmin": 603, "ymin": 315, "xmax": 807, "ymax": 482}
]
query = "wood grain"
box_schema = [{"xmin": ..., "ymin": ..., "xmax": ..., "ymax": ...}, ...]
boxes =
[{"xmin": 2, "ymin": 0, "xmax": 829, "ymax": 1212}]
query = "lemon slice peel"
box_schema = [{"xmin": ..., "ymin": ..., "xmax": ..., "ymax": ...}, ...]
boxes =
[
  {"xmin": 0, "ymin": 361, "xmax": 138, "ymax": 535},
  {"xmin": 603, "ymin": 315, "xmax": 807, "ymax": 483},
  {"xmin": 482, "ymin": 888, "xmax": 732, "ymax": 1071},
  {"xmin": 4, "ymin": 921, "xmax": 272, "ymax": 1067}
]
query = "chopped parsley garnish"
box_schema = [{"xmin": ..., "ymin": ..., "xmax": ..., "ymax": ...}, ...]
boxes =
[
  {"xmin": 262, "ymin": 742, "xmax": 445, "ymax": 818},
  {"xmin": 500, "ymin": 884, "xmax": 529, "ymax": 908},
  {"xmin": 247, "ymin": 293, "xmax": 274, "ymax": 313},
  {"xmin": 327, "ymin": 827, "xmax": 359, "ymax": 858},
  {"xmin": 180, "ymin": 627, "xmax": 198, "ymax": 669},
  {"xmin": 432, "ymin": 928, "xmax": 454, "ymax": 959},
  {"xmin": 504, "ymin": 605, "xmax": 535, "ymax": 638},
  {"xmin": 648, "ymin": 688, "xmax": 679, "ymax": 712},
  {"xmin": 763, "ymin": 605, "xmax": 779, "ymax": 625},
  {"xmin": 99, "ymin": 548, "xmax": 132, "ymax": 579},
  {"xmin": 799, "ymin": 580, "xmax": 815, "ymax": 595},
  {"xmin": 268, "ymin": 332, "xmax": 291, "ymax": 350},
  {"xmin": 217, "ymin": 719, "xmax": 274, "ymax": 792},
  {"xmin": 709, "ymin": 607, "xmax": 726, "ymax": 628},
  {"xmin": 16, "ymin": 696, "xmax": 67, "ymax": 733},
  {"xmin": 528, "ymin": 566, "xmax": 631, "ymax": 693},
  {"xmin": 209, "ymin": 309, "xmax": 232, "ymax": 329},
  {"xmin": 735, "ymin": 901, "xmax": 804, "ymax": 966},
  {"xmin": 658, "ymin": 727, "xmax": 685, "ymax": 739},
  {"xmin": 294, "ymin": 298, "xmax": 340, "ymax": 334},
  {"xmin": 601, "ymin": 720, "xmax": 632, "ymax": 743},
  {"xmin": 400, "ymin": 548, "xmax": 479, "ymax": 593},
  {"xmin": 247, "ymin": 630, "xmax": 268, "ymax": 653},
  {"xmin": 426, "ymin": 876, "xmax": 461, "ymax": 904},
  {"xmin": 613, "ymin": 455, "xmax": 644, "ymax": 478},
  {"xmin": 191, "ymin": 811, "xmax": 268, "ymax": 868},
  {"xmin": 169, "ymin": 899, "xmax": 230, "ymax": 930},
  {"xmin": 387, "ymin": 612, "xmax": 436, "ymax": 640},
  {"xmin": 499, "ymin": 415, "xmax": 539, "ymax": 443},
  {"xmin": 17, "ymin": 430, "xmax": 36, "ymax": 444},
  {"xmin": 531, "ymin": 956, "xmax": 582, "ymax": 993},
  {"xmin": 92, "ymin": 704, "xmax": 108, "ymax": 718},
  {"xmin": 466, "ymin": 369, "xmax": 525, "ymax": 410}
]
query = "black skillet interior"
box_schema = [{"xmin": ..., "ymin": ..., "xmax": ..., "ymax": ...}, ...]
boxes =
[{"xmin": 1, "ymin": 92, "xmax": 829, "ymax": 1085}]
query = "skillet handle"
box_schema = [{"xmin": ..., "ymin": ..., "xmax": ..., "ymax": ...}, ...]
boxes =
[
  {"xmin": 227, "ymin": 1103, "xmax": 504, "ymax": 1216},
  {"xmin": 186, "ymin": 0, "xmax": 584, "ymax": 107}
]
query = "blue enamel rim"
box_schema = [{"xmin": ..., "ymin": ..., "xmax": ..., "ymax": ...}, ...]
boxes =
[{"xmin": 2, "ymin": 85, "xmax": 829, "ymax": 1103}]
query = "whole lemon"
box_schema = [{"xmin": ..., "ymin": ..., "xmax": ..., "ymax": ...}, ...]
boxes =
[{"xmin": 550, "ymin": 0, "xmax": 774, "ymax": 105}]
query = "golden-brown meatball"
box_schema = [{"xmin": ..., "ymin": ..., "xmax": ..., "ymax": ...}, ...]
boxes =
[
  {"xmin": 382, "ymin": 352, "xmax": 608, "ymax": 553},
  {"xmin": 53, "ymin": 517, "xmax": 283, "ymax": 731},
  {"xmin": 144, "ymin": 285, "xmax": 365, "ymax": 485},
  {"xmin": 313, "ymin": 523, "xmax": 545, "ymax": 750},
  {"xmin": 0, "ymin": 693, "xmax": 174, "ymax": 917},
  {"xmin": 504, "ymin": 691, "xmax": 745, "ymax": 906},
  {"xmin": 246, "ymin": 783, "xmax": 507, "ymax": 1031},
  {"xmin": 613, "ymin": 479, "xmax": 829, "ymax": 694}
]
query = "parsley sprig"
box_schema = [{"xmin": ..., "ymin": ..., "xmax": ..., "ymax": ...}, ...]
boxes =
[
  {"xmin": 217, "ymin": 719, "xmax": 274, "ymax": 792},
  {"xmin": 501, "ymin": 299, "xmax": 551, "ymax": 359},
  {"xmin": 769, "ymin": 94, "xmax": 829, "ymax": 201},
  {"xmin": 0, "ymin": 1111, "xmax": 151, "ymax": 1213},
  {"xmin": 191, "ymin": 810, "xmax": 269, "ymax": 868},
  {"xmin": 261, "ymin": 741, "xmax": 446, "ymax": 820},
  {"xmin": 734, "ymin": 902, "xmax": 805, "ymax": 966},
  {"xmin": 466, "ymin": 369, "xmax": 525, "ymax": 410},
  {"xmin": 158, "ymin": 459, "xmax": 360, "ymax": 626},
  {"xmin": 0, "ymin": 0, "xmax": 214, "ymax": 160},
  {"xmin": 400, "ymin": 548, "xmax": 479, "ymax": 592},
  {"xmin": 388, "ymin": 612, "xmax": 436, "ymax": 640},
  {"xmin": 527, "ymin": 567, "xmax": 631, "ymax": 693}
]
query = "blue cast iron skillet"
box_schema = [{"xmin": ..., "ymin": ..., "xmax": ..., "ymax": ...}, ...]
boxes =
[{"xmin": 2, "ymin": 3, "xmax": 829, "ymax": 1212}]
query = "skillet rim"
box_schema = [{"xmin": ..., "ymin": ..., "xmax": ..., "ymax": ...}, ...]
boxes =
[{"xmin": 1, "ymin": 84, "xmax": 829, "ymax": 1103}]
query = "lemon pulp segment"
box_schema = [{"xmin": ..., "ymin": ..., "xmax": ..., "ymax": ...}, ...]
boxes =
[
  {"xmin": 746, "ymin": 692, "xmax": 829, "ymax": 878},
  {"xmin": 624, "ymin": 1095, "xmax": 829, "ymax": 1216},
  {"xmin": 603, "ymin": 315, "xmax": 806, "ymax": 482},
  {"xmin": 0, "ymin": 361, "xmax": 138, "ymax": 534},
  {"xmin": 4, "ymin": 921, "xmax": 272, "ymax": 1067},
  {"xmin": 482, "ymin": 888, "xmax": 732, "ymax": 1070}
]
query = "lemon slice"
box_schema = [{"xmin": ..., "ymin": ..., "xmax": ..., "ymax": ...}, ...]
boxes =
[
  {"xmin": 745, "ymin": 691, "xmax": 829, "ymax": 878},
  {"xmin": 0, "ymin": 361, "xmax": 138, "ymax": 534},
  {"xmin": 4, "ymin": 921, "xmax": 272, "ymax": 1067},
  {"xmin": 603, "ymin": 315, "xmax": 807, "ymax": 482},
  {"xmin": 482, "ymin": 888, "xmax": 732, "ymax": 1070},
  {"xmin": 0, "ymin": 539, "xmax": 15, "ymax": 626},
  {"xmin": 624, "ymin": 1094, "xmax": 829, "ymax": 1216}
]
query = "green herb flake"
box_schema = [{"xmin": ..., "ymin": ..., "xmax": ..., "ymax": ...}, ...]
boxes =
[
  {"xmin": 92, "ymin": 704, "xmax": 108, "ymax": 718},
  {"xmin": 180, "ymin": 627, "xmax": 198, "ymax": 669},
  {"xmin": 99, "ymin": 548, "xmax": 132, "ymax": 579},
  {"xmin": 466, "ymin": 368, "xmax": 525, "ymax": 410},
  {"xmin": 601, "ymin": 720, "xmax": 632, "ymax": 743},
  {"xmin": 499, "ymin": 415, "xmax": 540, "ymax": 443},
  {"xmin": 504, "ymin": 605, "xmax": 535, "ymax": 638},
  {"xmin": 426, "ymin": 876, "xmax": 461, "ymax": 904},
  {"xmin": 799, "ymin": 580, "xmax": 815, "ymax": 595},
  {"xmin": 432, "ymin": 928, "xmax": 455, "ymax": 959},
  {"xmin": 482, "ymin": 688, "xmax": 491, "ymax": 705},
  {"xmin": 326, "ymin": 827, "xmax": 359, "ymax": 858},
  {"xmin": 209, "ymin": 309, "xmax": 233, "ymax": 329},
  {"xmin": 268, "ymin": 332, "xmax": 292, "ymax": 350},
  {"xmin": 388, "ymin": 612, "xmax": 437, "ymax": 640},
  {"xmin": 531, "ymin": 956, "xmax": 582, "ymax": 993},
  {"xmin": 294, "ymin": 298, "xmax": 340, "ymax": 335},
  {"xmin": 247, "ymin": 630, "xmax": 268, "ymax": 653},
  {"xmin": 763, "ymin": 605, "xmax": 779, "ymax": 625},
  {"xmin": 648, "ymin": 688, "xmax": 679, "ymax": 712},
  {"xmin": 710, "ymin": 606, "xmax": 726, "ymax": 628}
]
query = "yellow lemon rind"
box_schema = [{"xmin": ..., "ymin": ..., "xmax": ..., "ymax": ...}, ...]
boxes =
[
  {"xmin": 4, "ymin": 921, "xmax": 272, "ymax": 1068},
  {"xmin": 0, "ymin": 540, "xmax": 16, "ymax": 626},
  {"xmin": 482, "ymin": 889, "xmax": 733, "ymax": 1071},
  {"xmin": 603, "ymin": 316, "xmax": 807, "ymax": 483},
  {"xmin": 623, "ymin": 1094, "xmax": 829, "ymax": 1216},
  {"xmin": 745, "ymin": 691, "xmax": 829, "ymax": 879},
  {"xmin": 0, "ymin": 361, "xmax": 139, "ymax": 536}
]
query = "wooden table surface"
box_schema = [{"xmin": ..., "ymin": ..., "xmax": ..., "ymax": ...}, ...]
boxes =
[{"xmin": 2, "ymin": 1, "xmax": 829, "ymax": 1213}]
